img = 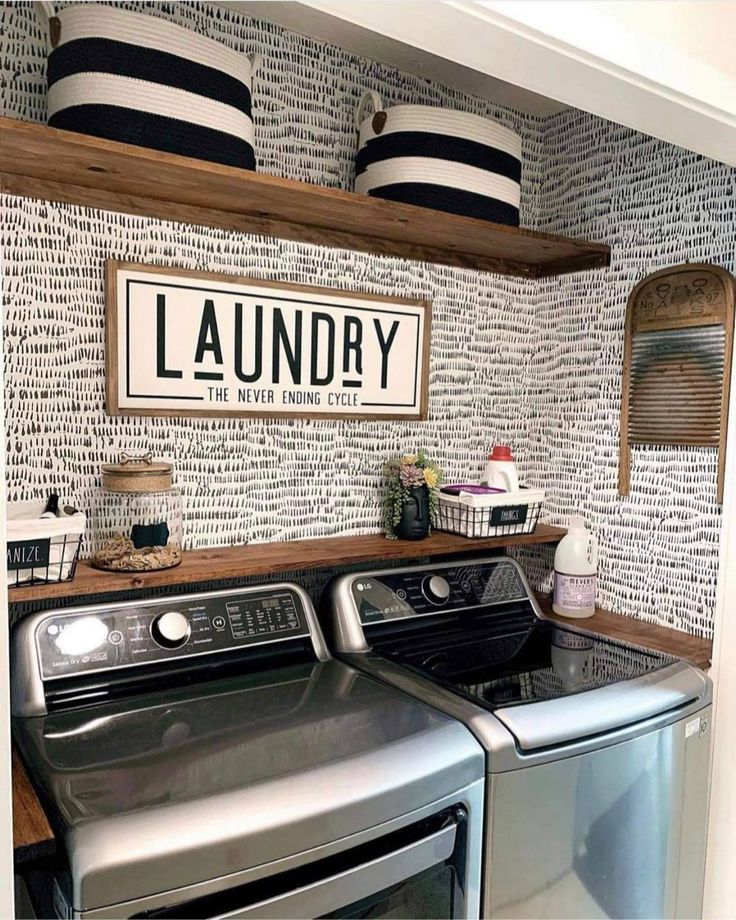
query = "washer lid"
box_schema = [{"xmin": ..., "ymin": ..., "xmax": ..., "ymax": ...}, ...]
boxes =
[
  {"xmin": 493, "ymin": 660, "xmax": 707, "ymax": 751},
  {"xmin": 373, "ymin": 614, "xmax": 685, "ymax": 712},
  {"xmin": 15, "ymin": 658, "xmax": 482, "ymax": 911}
]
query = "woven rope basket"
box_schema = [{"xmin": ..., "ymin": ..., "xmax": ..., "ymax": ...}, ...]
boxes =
[
  {"xmin": 354, "ymin": 90, "xmax": 522, "ymax": 226},
  {"xmin": 37, "ymin": 2, "xmax": 260, "ymax": 170}
]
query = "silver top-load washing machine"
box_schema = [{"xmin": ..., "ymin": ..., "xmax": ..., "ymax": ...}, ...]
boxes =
[
  {"xmin": 12, "ymin": 582, "xmax": 484, "ymax": 919},
  {"xmin": 328, "ymin": 556, "xmax": 712, "ymax": 920}
]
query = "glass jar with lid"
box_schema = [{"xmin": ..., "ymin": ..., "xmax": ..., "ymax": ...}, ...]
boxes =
[{"xmin": 90, "ymin": 452, "xmax": 183, "ymax": 572}]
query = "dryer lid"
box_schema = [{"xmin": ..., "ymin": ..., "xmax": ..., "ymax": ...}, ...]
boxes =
[{"xmin": 16, "ymin": 658, "xmax": 483, "ymax": 911}]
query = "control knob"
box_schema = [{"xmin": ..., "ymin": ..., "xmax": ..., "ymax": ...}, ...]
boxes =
[
  {"xmin": 151, "ymin": 611, "xmax": 191, "ymax": 649},
  {"xmin": 422, "ymin": 575, "xmax": 451, "ymax": 605}
]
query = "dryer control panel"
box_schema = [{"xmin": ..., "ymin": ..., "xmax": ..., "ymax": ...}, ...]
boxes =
[{"xmin": 31, "ymin": 588, "xmax": 311, "ymax": 681}]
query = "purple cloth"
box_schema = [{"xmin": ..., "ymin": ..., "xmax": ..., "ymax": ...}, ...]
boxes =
[{"xmin": 441, "ymin": 483, "xmax": 506, "ymax": 495}]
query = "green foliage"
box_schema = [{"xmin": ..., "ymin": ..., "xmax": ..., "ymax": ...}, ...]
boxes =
[{"xmin": 382, "ymin": 450, "xmax": 444, "ymax": 539}]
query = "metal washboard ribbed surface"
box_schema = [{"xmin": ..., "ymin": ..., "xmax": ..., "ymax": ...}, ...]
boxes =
[{"xmin": 619, "ymin": 263, "xmax": 736, "ymax": 503}]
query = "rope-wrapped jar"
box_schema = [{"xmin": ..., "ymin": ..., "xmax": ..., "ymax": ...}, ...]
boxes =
[{"xmin": 91, "ymin": 453, "xmax": 183, "ymax": 572}]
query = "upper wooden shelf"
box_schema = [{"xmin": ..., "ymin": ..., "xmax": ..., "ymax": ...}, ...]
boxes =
[
  {"xmin": 7, "ymin": 525, "xmax": 565, "ymax": 604},
  {"xmin": 0, "ymin": 118, "xmax": 610, "ymax": 278}
]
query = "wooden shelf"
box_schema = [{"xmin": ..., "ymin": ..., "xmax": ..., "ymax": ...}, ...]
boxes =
[
  {"xmin": 0, "ymin": 118, "xmax": 610, "ymax": 278},
  {"xmin": 537, "ymin": 595, "xmax": 712, "ymax": 670},
  {"xmin": 8, "ymin": 525, "xmax": 565, "ymax": 605},
  {"xmin": 13, "ymin": 748, "xmax": 55, "ymax": 863}
]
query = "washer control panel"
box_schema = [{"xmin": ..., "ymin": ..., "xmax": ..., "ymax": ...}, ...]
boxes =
[
  {"xmin": 353, "ymin": 560, "xmax": 528, "ymax": 625},
  {"xmin": 37, "ymin": 589, "xmax": 308, "ymax": 680}
]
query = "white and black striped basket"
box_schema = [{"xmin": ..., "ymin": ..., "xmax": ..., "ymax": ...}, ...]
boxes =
[
  {"xmin": 354, "ymin": 91, "xmax": 522, "ymax": 226},
  {"xmin": 37, "ymin": 2, "xmax": 260, "ymax": 170}
]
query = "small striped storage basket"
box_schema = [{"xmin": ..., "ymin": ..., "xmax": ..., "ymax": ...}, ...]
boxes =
[
  {"xmin": 38, "ymin": 3, "xmax": 260, "ymax": 170},
  {"xmin": 354, "ymin": 91, "xmax": 522, "ymax": 226}
]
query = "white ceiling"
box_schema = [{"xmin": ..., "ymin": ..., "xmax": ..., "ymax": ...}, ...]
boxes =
[
  {"xmin": 484, "ymin": 0, "xmax": 736, "ymax": 80},
  {"xmin": 223, "ymin": 0, "xmax": 569, "ymax": 117},
  {"xmin": 479, "ymin": 0, "xmax": 736, "ymax": 121}
]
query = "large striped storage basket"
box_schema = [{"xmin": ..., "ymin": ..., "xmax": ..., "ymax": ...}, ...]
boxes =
[
  {"xmin": 355, "ymin": 91, "xmax": 522, "ymax": 226},
  {"xmin": 38, "ymin": 3, "xmax": 260, "ymax": 170}
]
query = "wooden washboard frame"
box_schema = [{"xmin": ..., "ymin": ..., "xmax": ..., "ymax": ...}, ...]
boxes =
[{"xmin": 619, "ymin": 263, "xmax": 736, "ymax": 504}]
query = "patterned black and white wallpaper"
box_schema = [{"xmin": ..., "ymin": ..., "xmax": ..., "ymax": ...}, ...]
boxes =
[
  {"xmin": 520, "ymin": 112, "xmax": 736, "ymax": 638},
  {"xmin": 1, "ymin": 1, "xmax": 734, "ymax": 637}
]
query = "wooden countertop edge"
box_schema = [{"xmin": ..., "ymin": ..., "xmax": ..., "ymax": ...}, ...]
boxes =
[
  {"xmin": 536, "ymin": 595, "xmax": 713, "ymax": 670},
  {"xmin": 12, "ymin": 747, "xmax": 56, "ymax": 863},
  {"xmin": 11, "ymin": 594, "xmax": 712, "ymax": 856}
]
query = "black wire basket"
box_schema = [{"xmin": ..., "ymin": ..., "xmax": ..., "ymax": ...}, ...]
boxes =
[
  {"xmin": 6, "ymin": 509, "xmax": 84, "ymax": 589},
  {"xmin": 436, "ymin": 496, "xmax": 542, "ymax": 539}
]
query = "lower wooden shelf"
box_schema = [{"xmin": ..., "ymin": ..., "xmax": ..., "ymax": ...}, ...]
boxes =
[
  {"xmin": 12, "ymin": 749, "xmax": 55, "ymax": 864},
  {"xmin": 537, "ymin": 595, "xmax": 713, "ymax": 670},
  {"xmin": 8, "ymin": 525, "xmax": 565, "ymax": 605}
]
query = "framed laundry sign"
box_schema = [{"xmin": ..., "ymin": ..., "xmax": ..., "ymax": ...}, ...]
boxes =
[{"xmin": 105, "ymin": 262, "xmax": 431, "ymax": 420}]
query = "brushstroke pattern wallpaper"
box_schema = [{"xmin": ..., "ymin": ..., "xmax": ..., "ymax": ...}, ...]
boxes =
[{"xmin": 2, "ymin": 1, "xmax": 734, "ymax": 637}]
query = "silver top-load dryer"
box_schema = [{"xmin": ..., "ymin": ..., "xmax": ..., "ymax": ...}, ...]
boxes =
[{"xmin": 12, "ymin": 582, "xmax": 484, "ymax": 919}]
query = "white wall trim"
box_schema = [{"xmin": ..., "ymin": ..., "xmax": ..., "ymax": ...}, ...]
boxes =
[{"xmin": 474, "ymin": 1, "xmax": 736, "ymax": 121}]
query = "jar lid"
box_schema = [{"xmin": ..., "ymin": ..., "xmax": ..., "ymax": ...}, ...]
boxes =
[{"xmin": 101, "ymin": 452, "xmax": 174, "ymax": 493}]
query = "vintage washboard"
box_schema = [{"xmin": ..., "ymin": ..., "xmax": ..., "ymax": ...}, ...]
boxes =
[{"xmin": 619, "ymin": 263, "xmax": 736, "ymax": 503}]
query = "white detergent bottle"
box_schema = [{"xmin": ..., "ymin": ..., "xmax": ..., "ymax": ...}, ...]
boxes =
[
  {"xmin": 483, "ymin": 445, "xmax": 519, "ymax": 491},
  {"xmin": 552, "ymin": 516, "xmax": 598, "ymax": 618}
]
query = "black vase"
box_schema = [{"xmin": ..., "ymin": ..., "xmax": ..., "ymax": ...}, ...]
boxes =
[{"xmin": 396, "ymin": 485, "xmax": 431, "ymax": 540}]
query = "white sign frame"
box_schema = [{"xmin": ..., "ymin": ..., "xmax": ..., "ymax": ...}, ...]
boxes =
[{"xmin": 106, "ymin": 261, "xmax": 431, "ymax": 420}]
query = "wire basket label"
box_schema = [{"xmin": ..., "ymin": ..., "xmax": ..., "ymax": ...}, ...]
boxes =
[
  {"xmin": 7, "ymin": 538, "xmax": 51, "ymax": 571},
  {"xmin": 489, "ymin": 505, "xmax": 528, "ymax": 526}
]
